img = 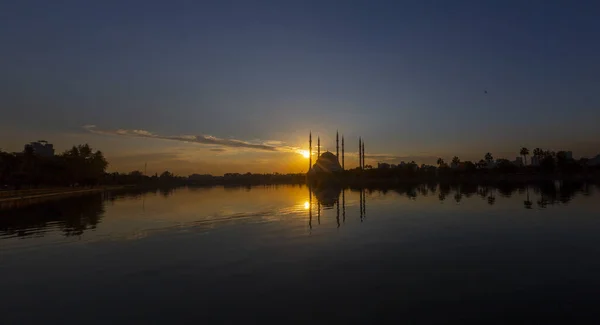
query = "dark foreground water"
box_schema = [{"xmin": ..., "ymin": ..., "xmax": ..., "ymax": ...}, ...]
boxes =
[{"xmin": 1, "ymin": 182, "xmax": 600, "ymax": 324}]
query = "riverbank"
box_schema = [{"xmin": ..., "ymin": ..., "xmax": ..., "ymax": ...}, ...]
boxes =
[
  {"xmin": 306, "ymin": 172, "xmax": 600, "ymax": 187},
  {"xmin": 0, "ymin": 186, "xmax": 130, "ymax": 210}
]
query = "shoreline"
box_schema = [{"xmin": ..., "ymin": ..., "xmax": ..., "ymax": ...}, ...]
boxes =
[
  {"xmin": 1, "ymin": 174, "xmax": 598, "ymax": 209},
  {"xmin": 0, "ymin": 186, "xmax": 129, "ymax": 210}
]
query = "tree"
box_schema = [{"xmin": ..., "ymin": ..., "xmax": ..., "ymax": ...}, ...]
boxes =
[
  {"xmin": 160, "ymin": 171, "xmax": 174, "ymax": 179},
  {"xmin": 21, "ymin": 145, "xmax": 41, "ymax": 186},
  {"xmin": 90, "ymin": 151, "xmax": 108, "ymax": 183},
  {"xmin": 451, "ymin": 156, "xmax": 460, "ymax": 165},
  {"xmin": 533, "ymin": 148, "xmax": 543, "ymax": 158},
  {"xmin": 540, "ymin": 155, "xmax": 556, "ymax": 173},
  {"xmin": 485, "ymin": 153, "xmax": 494, "ymax": 164},
  {"xmin": 464, "ymin": 161, "xmax": 476, "ymax": 172},
  {"xmin": 496, "ymin": 159, "xmax": 517, "ymax": 173},
  {"xmin": 520, "ymin": 147, "xmax": 529, "ymax": 165},
  {"xmin": 436, "ymin": 158, "xmax": 445, "ymax": 168},
  {"xmin": 0, "ymin": 150, "xmax": 18, "ymax": 186},
  {"xmin": 378, "ymin": 163, "xmax": 390, "ymax": 169},
  {"xmin": 129, "ymin": 170, "xmax": 144, "ymax": 177},
  {"xmin": 60, "ymin": 144, "xmax": 108, "ymax": 186},
  {"xmin": 477, "ymin": 159, "xmax": 487, "ymax": 169}
]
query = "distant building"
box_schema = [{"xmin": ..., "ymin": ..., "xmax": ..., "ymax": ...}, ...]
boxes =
[
  {"xmin": 24, "ymin": 140, "xmax": 54, "ymax": 157},
  {"xmin": 531, "ymin": 156, "xmax": 540, "ymax": 166},
  {"xmin": 588, "ymin": 155, "xmax": 600, "ymax": 166}
]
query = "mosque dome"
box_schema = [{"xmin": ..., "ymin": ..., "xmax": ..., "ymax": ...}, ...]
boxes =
[{"xmin": 309, "ymin": 151, "xmax": 342, "ymax": 174}]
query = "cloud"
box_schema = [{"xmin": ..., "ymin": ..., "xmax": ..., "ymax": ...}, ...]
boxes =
[
  {"xmin": 210, "ymin": 148, "xmax": 226, "ymax": 152},
  {"xmin": 84, "ymin": 125, "xmax": 288, "ymax": 152},
  {"xmin": 264, "ymin": 140, "xmax": 285, "ymax": 146},
  {"xmin": 363, "ymin": 153, "xmax": 440, "ymax": 164}
]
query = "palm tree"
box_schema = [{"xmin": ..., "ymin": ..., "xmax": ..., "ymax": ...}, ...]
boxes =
[
  {"xmin": 437, "ymin": 158, "xmax": 445, "ymax": 168},
  {"xmin": 451, "ymin": 156, "xmax": 460, "ymax": 165},
  {"xmin": 520, "ymin": 147, "xmax": 529, "ymax": 165},
  {"xmin": 533, "ymin": 148, "xmax": 543, "ymax": 158}
]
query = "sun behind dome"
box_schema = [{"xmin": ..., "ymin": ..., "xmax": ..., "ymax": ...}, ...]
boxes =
[{"xmin": 309, "ymin": 151, "xmax": 343, "ymax": 174}]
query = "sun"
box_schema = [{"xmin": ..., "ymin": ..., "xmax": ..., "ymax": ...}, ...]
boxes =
[
  {"xmin": 300, "ymin": 150, "xmax": 310, "ymax": 158},
  {"xmin": 303, "ymin": 201, "xmax": 310, "ymax": 209}
]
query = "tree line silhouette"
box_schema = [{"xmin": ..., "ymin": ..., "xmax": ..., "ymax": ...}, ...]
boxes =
[
  {"xmin": 2, "ymin": 144, "xmax": 598, "ymax": 190},
  {"xmin": 363, "ymin": 147, "xmax": 598, "ymax": 181},
  {"xmin": 0, "ymin": 144, "xmax": 108, "ymax": 189}
]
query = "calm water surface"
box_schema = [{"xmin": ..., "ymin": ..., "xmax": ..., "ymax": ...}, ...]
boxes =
[{"xmin": 1, "ymin": 183, "xmax": 600, "ymax": 324}]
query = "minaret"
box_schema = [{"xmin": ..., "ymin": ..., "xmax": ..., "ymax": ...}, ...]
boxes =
[
  {"xmin": 362, "ymin": 140, "xmax": 365, "ymax": 169},
  {"xmin": 317, "ymin": 136, "xmax": 320, "ymax": 158},
  {"xmin": 309, "ymin": 131, "xmax": 312, "ymax": 172},
  {"xmin": 359, "ymin": 137, "xmax": 362, "ymax": 170},
  {"xmin": 336, "ymin": 130, "xmax": 339, "ymax": 161},
  {"xmin": 341, "ymin": 135, "xmax": 345, "ymax": 170}
]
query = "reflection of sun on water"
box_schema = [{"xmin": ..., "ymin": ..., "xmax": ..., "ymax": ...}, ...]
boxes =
[{"xmin": 304, "ymin": 201, "xmax": 310, "ymax": 209}]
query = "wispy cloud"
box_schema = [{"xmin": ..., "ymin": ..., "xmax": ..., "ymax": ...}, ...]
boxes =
[
  {"xmin": 362, "ymin": 153, "xmax": 440, "ymax": 164},
  {"xmin": 83, "ymin": 125, "xmax": 298, "ymax": 152}
]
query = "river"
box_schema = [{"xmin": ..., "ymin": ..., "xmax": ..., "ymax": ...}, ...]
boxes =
[{"xmin": 1, "ymin": 182, "xmax": 599, "ymax": 324}]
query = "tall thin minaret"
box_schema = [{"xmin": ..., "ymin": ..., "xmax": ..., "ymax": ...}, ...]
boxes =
[
  {"xmin": 359, "ymin": 137, "xmax": 362, "ymax": 170},
  {"xmin": 336, "ymin": 130, "xmax": 339, "ymax": 161},
  {"xmin": 362, "ymin": 140, "xmax": 365, "ymax": 169},
  {"xmin": 341, "ymin": 135, "xmax": 345, "ymax": 170},
  {"xmin": 317, "ymin": 136, "xmax": 320, "ymax": 158},
  {"xmin": 309, "ymin": 131, "xmax": 312, "ymax": 172}
]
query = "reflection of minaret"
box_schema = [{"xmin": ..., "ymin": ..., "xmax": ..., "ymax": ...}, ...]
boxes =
[
  {"xmin": 362, "ymin": 189, "xmax": 366, "ymax": 219},
  {"xmin": 359, "ymin": 137, "xmax": 362, "ymax": 170},
  {"xmin": 359, "ymin": 188, "xmax": 363, "ymax": 222},
  {"xmin": 342, "ymin": 188, "xmax": 346, "ymax": 223},
  {"xmin": 336, "ymin": 131, "xmax": 339, "ymax": 161},
  {"xmin": 341, "ymin": 136, "xmax": 345, "ymax": 170},
  {"xmin": 308, "ymin": 186, "xmax": 312, "ymax": 230},
  {"xmin": 336, "ymin": 192, "xmax": 340, "ymax": 228},
  {"xmin": 362, "ymin": 140, "xmax": 365, "ymax": 170},
  {"xmin": 318, "ymin": 136, "xmax": 320, "ymax": 158},
  {"xmin": 309, "ymin": 132, "xmax": 312, "ymax": 172},
  {"xmin": 317, "ymin": 200, "xmax": 321, "ymax": 225}
]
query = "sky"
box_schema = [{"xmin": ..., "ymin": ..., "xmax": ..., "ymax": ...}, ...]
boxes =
[{"xmin": 1, "ymin": 0, "xmax": 599, "ymax": 175}]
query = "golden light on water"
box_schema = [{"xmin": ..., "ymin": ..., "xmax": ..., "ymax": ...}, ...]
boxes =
[{"xmin": 304, "ymin": 201, "xmax": 310, "ymax": 209}]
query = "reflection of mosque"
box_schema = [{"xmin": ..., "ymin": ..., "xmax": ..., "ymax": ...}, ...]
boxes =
[{"xmin": 307, "ymin": 186, "xmax": 367, "ymax": 229}]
